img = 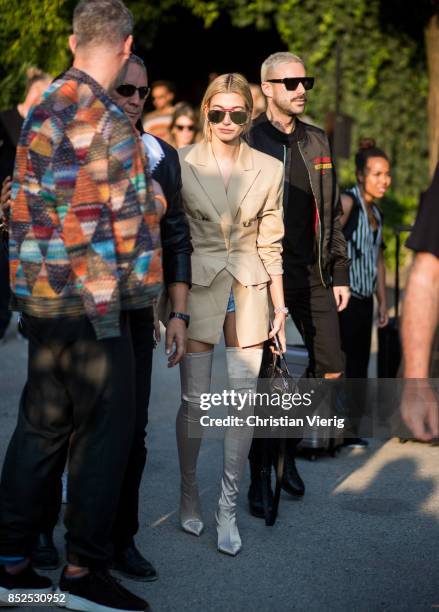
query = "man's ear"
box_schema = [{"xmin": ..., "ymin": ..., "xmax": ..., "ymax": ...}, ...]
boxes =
[
  {"xmin": 123, "ymin": 35, "xmax": 133, "ymax": 59},
  {"xmin": 356, "ymin": 171, "xmax": 364, "ymax": 185},
  {"xmin": 260, "ymin": 81, "xmax": 272, "ymax": 99},
  {"xmin": 69, "ymin": 34, "xmax": 77, "ymax": 55}
]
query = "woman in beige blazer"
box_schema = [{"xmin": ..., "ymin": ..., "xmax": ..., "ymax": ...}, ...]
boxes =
[{"xmin": 175, "ymin": 73, "xmax": 286, "ymax": 556}]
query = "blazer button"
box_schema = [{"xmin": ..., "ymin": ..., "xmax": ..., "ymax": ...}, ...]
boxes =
[{"xmin": 243, "ymin": 220, "xmax": 251, "ymax": 227}]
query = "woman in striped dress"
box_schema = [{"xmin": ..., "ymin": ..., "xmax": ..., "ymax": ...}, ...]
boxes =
[{"xmin": 339, "ymin": 139, "xmax": 391, "ymax": 446}]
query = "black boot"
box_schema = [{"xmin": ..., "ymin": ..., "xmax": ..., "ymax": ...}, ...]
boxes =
[
  {"xmin": 248, "ymin": 461, "xmax": 274, "ymax": 519},
  {"xmin": 281, "ymin": 452, "xmax": 305, "ymax": 498},
  {"xmin": 31, "ymin": 532, "xmax": 60, "ymax": 570}
]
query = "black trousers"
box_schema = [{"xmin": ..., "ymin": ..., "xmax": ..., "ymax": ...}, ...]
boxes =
[
  {"xmin": 339, "ymin": 295, "xmax": 374, "ymax": 436},
  {"xmin": 111, "ymin": 307, "xmax": 154, "ymax": 551},
  {"xmin": 285, "ymin": 284, "xmax": 345, "ymax": 377},
  {"xmin": 40, "ymin": 307, "xmax": 155, "ymax": 553},
  {"xmin": 339, "ymin": 295, "xmax": 373, "ymax": 379},
  {"xmin": 0, "ymin": 313, "xmax": 136, "ymax": 568},
  {"xmin": 249, "ymin": 284, "xmax": 345, "ymax": 467},
  {"xmin": 0, "ymin": 236, "xmax": 11, "ymax": 339}
]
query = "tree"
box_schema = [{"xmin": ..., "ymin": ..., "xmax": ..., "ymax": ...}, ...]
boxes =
[
  {"xmin": 0, "ymin": 0, "xmax": 74, "ymax": 108},
  {"xmin": 425, "ymin": 12, "xmax": 439, "ymax": 176},
  {"xmin": 378, "ymin": 0, "xmax": 439, "ymax": 177},
  {"xmin": 0, "ymin": 0, "xmax": 434, "ymax": 200}
]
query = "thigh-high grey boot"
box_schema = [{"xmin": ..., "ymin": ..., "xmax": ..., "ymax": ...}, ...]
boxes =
[
  {"xmin": 176, "ymin": 350, "xmax": 213, "ymax": 536},
  {"xmin": 216, "ymin": 347, "xmax": 263, "ymax": 555}
]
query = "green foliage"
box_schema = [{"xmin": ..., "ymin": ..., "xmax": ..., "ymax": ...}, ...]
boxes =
[
  {"xmin": 379, "ymin": 192, "xmax": 416, "ymax": 270},
  {"xmin": 0, "ymin": 0, "xmax": 75, "ymax": 108},
  {"xmin": 263, "ymin": 0, "xmax": 428, "ymax": 205},
  {"xmin": 0, "ymin": 0, "xmax": 431, "ymax": 213}
]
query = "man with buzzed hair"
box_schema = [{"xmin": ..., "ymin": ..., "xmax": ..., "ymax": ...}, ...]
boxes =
[
  {"xmin": 0, "ymin": 1, "xmax": 155, "ymax": 610},
  {"xmin": 246, "ymin": 52, "xmax": 350, "ymax": 518}
]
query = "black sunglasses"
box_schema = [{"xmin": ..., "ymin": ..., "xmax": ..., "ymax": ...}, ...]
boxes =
[
  {"xmin": 207, "ymin": 109, "xmax": 248, "ymax": 126},
  {"xmin": 175, "ymin": 125, "xmax": 195, "ymax": 132},
  {"xmin": 266, "ymin": 77, "xmax": 314, "ymax": 91},
  {"xmin": 116, "ymin": 84, "xmax": 151, "ymax": 99}
]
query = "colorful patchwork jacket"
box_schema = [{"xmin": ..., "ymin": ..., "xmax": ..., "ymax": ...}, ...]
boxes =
[{"xmin": 9, "ymin": 67, "xmax": 163, "ymax": 339}]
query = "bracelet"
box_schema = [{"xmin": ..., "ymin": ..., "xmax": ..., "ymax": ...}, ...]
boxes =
[
  {"xmin": 169, "ymin": 311, "xmax": 190, "ymax": 327},
  {"xmin": 274, "ymin": 306, "xmax": 289, "ymax": 315}
]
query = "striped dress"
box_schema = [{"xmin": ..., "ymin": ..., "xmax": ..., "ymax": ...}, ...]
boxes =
[{"xmin": 344, "ymin": 185, "xmax": 383, "ymax": 298}]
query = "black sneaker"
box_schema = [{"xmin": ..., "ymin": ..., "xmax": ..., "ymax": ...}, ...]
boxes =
[
  {"xmin": 0, "ymin": 564, "xmax": 52, "ymax": 604},
  {"xmin": 58, "ymin": 567, "xmax": 149, "ymax": 611},
  {"xmin": 113, "ymin": 545, "xmax": 158, "ymax": 582},
  {"xmin": 343, "ymin": 437, "xmax": 369, "ymax": 448}
]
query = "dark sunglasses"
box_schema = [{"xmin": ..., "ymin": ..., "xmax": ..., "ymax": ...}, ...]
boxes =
[
  {"xmin": 207, "ymin": 109, "xmax": 249, "ymax": 125},
  {"xmin": 116, "ymin": 84, "xmax": 151, "ymax": 99},
  {"xmin": 266, "ymin": 77, "xmax": 314, "ymax": 91},
  {"xmin": 174, "ymin": 124, "xmax": 195, "ymax": 131}
]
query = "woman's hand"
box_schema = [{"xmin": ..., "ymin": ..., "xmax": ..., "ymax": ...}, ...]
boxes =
[
  {"xmin": 268, "ymin": 312, "xmax": 286, "ymax": 353},
  {"xmin": 151, "ymin": 178, "xmax": 167, "ymax": 220},
  {"xmin": 378, "ymin": 301, "xmax": 389, "ymax": 328}
]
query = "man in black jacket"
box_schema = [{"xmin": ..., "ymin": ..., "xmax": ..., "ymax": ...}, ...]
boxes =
[
  {"xmin": 91, "ymin": 54, "xmax": 192, "ymax": 581},
  {"xmin": 246, "ymin": 52, "xmax": 350, "ymax": 517}
]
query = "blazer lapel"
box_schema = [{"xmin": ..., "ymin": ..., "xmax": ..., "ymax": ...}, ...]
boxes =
[
  {"xmin": 227, "ymin": 141, "xmax": 260, "ymax": 220},
  {"xmin": 186, "ymin": 141, "xmax": 231, "ymax": 221}
]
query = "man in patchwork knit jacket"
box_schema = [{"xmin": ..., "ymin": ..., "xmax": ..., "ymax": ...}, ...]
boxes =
[{"xmin": 0, "ymin": 2, "xmax": 159, "ymax": 611}]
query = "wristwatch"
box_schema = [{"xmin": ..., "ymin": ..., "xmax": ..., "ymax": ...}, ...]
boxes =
[
  {"xmin": 169, "ymin": 311, "xmax": 190, "ymax": 327},
  {"xmin": 274, "ymin": 306, "xmax": 289, "ymax": 316}
]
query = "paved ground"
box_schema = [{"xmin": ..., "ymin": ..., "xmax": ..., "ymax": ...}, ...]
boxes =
[{"xmin": 0, "ymin": 320, "xmax": 438, "ymax": 612}]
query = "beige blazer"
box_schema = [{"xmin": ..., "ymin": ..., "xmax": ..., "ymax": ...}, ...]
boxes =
[{"xmin": 173, "ymin": 139, "xmax": 284, "ymax": 346}]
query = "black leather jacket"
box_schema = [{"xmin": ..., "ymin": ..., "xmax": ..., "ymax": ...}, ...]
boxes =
[
  {"xmin": 141, "ymin": 133, "xmax": 192, "ymax": 287},
  {"xmin": 247, "ymin": 114, "xmax": 349, "ymax": 287}
]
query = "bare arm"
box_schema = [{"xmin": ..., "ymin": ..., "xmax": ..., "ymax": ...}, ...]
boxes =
[
  {"xmin": 400, "ymin": 252, "xmax": 439, "ymax": 440},
  {"xmin": 268, "ymin": 274, "xmax": 286, "ymax": 353},
  {"xmin": 402, "ymin": 252, "xmax": 439, "ymax": 377},
  {"xmin": 164, "ymin": 281, "xmax": 189, "ymax": 368},
  {"xmin": 376, "ymin": 250, "xmax": 388, "ymax": 328},
  {"xmin": 339, "ymin": 193, "xmax": 355, "ymax": 228}
]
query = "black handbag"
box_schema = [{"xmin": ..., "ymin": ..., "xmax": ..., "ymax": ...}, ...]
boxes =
[{"xmin": 258, "ymin": 330, "xmax": 296, "ymax": 526}]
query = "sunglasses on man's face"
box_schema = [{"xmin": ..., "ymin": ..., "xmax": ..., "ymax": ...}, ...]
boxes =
[
  {"xmin": 174, "ymin": 124, "xmax": 195, "ymax": 132},
  {"xmin": 116, "ymin": 84, "xmax": 151, "ymax": 99},
  {"xmin": 207, "ymin": 109, "xmax": 249, "ymax": 126},
  {"xmin": 266, "ymin": 77, "xmax": 314, "ymax": 91}
]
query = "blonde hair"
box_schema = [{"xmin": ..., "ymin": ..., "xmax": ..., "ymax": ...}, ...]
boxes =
[
  {"xmin": 261, "ymin": 52, "xmax": 304, "ymax": 82},
  {"xmin": 200, "ymin": 73, "xmax": 253, "ymax": 141}
]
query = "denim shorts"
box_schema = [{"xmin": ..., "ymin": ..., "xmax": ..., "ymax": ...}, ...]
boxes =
[{"xmin": 226, "ymin": 290, "xmax": 235, "ymax": 313}]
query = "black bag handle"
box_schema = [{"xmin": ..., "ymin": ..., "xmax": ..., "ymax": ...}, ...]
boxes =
[
  {"xmin": 270, "ymin": 321, "xmax": 292, "ymax": 378},
  {"xmin": 264, "ymin": 324, "xmax": 292, "ymax": 526}
]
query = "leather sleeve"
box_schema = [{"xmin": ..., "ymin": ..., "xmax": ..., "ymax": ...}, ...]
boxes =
[
  {"xmin": 329, "ymin": 159, "xmax": 350, "ymax": 287},
  {"xmin": 155, "ymin": 143, "xmax": 192, "ymax": 287}
]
